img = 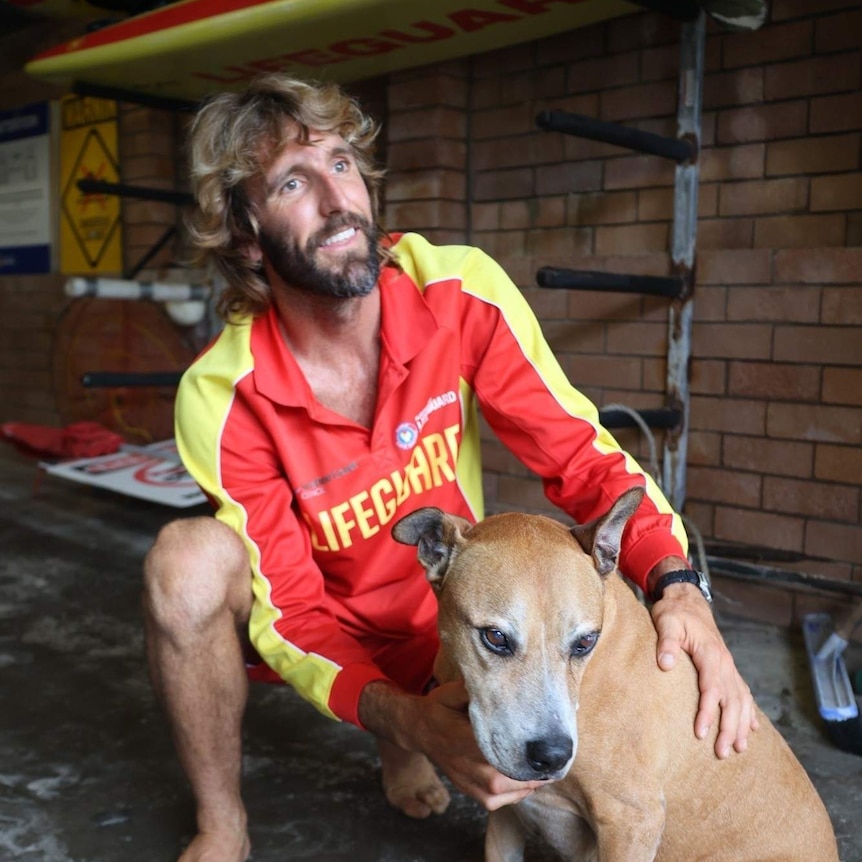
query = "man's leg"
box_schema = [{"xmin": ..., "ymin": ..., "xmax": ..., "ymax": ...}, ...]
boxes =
[{"xmin": 143, "ymin": 517, "xmax": 253, "ymax": 862}]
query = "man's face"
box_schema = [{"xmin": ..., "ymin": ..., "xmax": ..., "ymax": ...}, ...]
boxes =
[{"xmin": 251, "ymin": 128, "xmax": 379, "ymax": 298}]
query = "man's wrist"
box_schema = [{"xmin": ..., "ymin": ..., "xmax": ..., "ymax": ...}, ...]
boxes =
[
  {"xmin": 358, "ymin": 680, "xmax": 421, "ymax": 751},
  {"xmin": 645, "ymin": 556, "xmax": 691, "ymax": 598},
  {"xmin": 648, "ymin": 561, "xmax": 713, "ymax": 605}
]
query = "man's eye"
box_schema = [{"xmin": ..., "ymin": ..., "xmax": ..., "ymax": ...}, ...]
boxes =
[
  {"xmin": 480, "ymin": 628, "xmax": 513, "ymax": 656},
  {"xmin": 334, "ymin": 158, "xmax": 350, "ymax": 173},
  {"xmin": 571, "ymin": 631, "xmax": 599, "ymax": 657}
]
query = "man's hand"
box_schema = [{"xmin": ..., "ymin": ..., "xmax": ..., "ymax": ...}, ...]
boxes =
[
  {"xmin": 648, "ymin": 559, "xmax": 758, "ymax": 759},
  {"xmin": 360, "ymin": 679, "xmax": 544, "ymax": 811}
]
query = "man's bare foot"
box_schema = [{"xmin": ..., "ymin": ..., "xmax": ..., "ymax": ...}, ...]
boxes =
[
  {"xmin": 378, "ymin": 738, "xmax": 451, "ymax": 819},
  {"xmin": 178, "ymin": 828, "xmax": 250, "ymax": 862}
]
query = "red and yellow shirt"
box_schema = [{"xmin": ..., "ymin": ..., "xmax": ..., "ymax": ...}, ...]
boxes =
[{"xmin": 176, "ymin": 233, "xmax": 687, "ymax": 727}]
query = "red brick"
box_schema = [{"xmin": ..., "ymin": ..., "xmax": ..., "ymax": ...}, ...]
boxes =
[
  {"xmin": 716, "ymin": 102, "xmax": 808, "ymax": 145},
  {"xmin": 387, "ymin": 74, "xmax": 468, "ymax": 110},
  {"xmin": 723, "ymin": 435, "xmax": 814, "ymax": 478},
  {"xmin": 767, "ymin": 402, "xmax": 862, "ymax": 444},
  {"xmin": 386, "ymin": 169, "xmax": 465, "ymax": 202},
  {"xmin": 815, "ymin": 8, "xmax": 862, "ymax": 54},
  {"xmin": 497, "ymin": 474, "xmax": 555, "ymax": 513},
  {"xmin": 521, "ymin": 286, "xmax": 568, "ymax": 320},
  {"xmin": 774, "ymin": 247, "xmax": 862, "ymax": 284},
  {"xmin": 527, "ymin": 227, "xmax": 592, "ymax": 259},
  {"xmin": 690, "ymin": 396, "xmax": 766, "ymax": 435},
  {"xmin": 810, "ymin": 173, "xmax": 862, "ymax": 212},
  {"xmin": 765, "ymin": 476, "xmax": 860, "ymax": 522},
  {"xmin": 719, "ymin": 178, "xmax": 808, "ymax": 216},
  {"xmin": 471, "ymin": 103, "xmax": 533, "ymax": 140},
  {"xmin": 805, "ymin": 521, "xmax": 862, "ymax": 565},
  {"xmin": 641, "ymin": 356, "xmax": 666, "ymax": 392},
  {"xmin": 386, "ymin": 199, "xmax": 466, "ymax": 232},
  {"xmin": 815, "ymin": 443, "xmax": 862, "ymax": 484},
  {"xmin": 535, "ymin": 162, "xmax": 603, "ymax": 196},
  {"xmin": 687, "ymin": 430, "xmax": 723, "ymax": 466},
  {"xmin": 566, "ymin": 53, "xmax": 639, "ymax": 93},
  {"xmin": 500, "ymin": 201, "xmax": 531, "ymax": 230},
  {"xmin": 728, "ymin": 361, "xmax": 821, "ymax": 401},
  {"xmin": 691, "ymin": 286, "xmax": 728, "ymax": 322},
  {"xmin": 387, "ymin": 107, "xmax": 466, "ymax": 141},
  {"xmin": 566, "ymin": 291, "xmax": 648, "ymax": 323},
  {"xmin": 566, "ymin": 354, "xmax": 642, "ymax": 390},
  {"xmin": 722, "ymin": 20, "xmax": 812, "ymax": 70},
  {"xmin": 387, "ymin": 139, "xmax": 466, "ymax": 172},
  {"xmin": 703, "ymin": 68, "xmax": 764, "ymax": 110},
  {"xmin": 594, "ymin": 223, "xmax": 669, "ymax": 255},
  {"xmin": 772, "ymin": 0, "xmax": 861, "ymax": 21},
  {"xmin": 544, "ymin": 320, "xmax": 606, "ymax": 355},
  {"xmin": 471, "ymin": 41, "xmax": 534, "ymax": 78},
  {"xmin": 605, "ymin": 322, "xmax": 667, "ymax": 356},
  {"xmin": 767, "ymin": 134, "xmax": 860, "ymax": 177},
  {"xmin": 701, "ymin": 143, "xmax": 765, "ymax": 182},
  {"xmin": 570, "ymin": 191, "xmax": 638, "ymax": 225},
  {"xmin": 607, "ymin": 11, "xmax": 678, "ymax": 53},
  {"xmin": 683, "ymin": 501, "xmax": 714, "ymax": 537},
  {"xmin": 698, "ymin": 218, "xmax": 755, "ymax": 250},
  {"xmin": 810, "ymin": 92, "xmax": 862, "ymax": 134},
  {"xmin": 765, "ymin": 54, "xmax": 861, "ymax": 101},
  {"xmin": 822, "ymin": 287, "xmax": 862, "ymax": 325},
  {"xmin": 692, "ymin": 323, "xmax": 773, "ymax": 360},
  {"xmin": 472, "ymin": 230, "xmax": 527, "ymax": 260},
  {"xmin": 600, "ymin": 81, "xmax": 678, "ymax": 123},
  {"xmin": 714, "ymin": 506, "xmax": 805, "ymax": 553},
  {"xmin": 754, "ymin": 214, "xmax": 846, "ymax": 249},
  {"xmin": 710, "ymin": 577, "xmax": 793, "ymax": 628},
  {"xmin": 727, "ymin": 285, "xmax": 820, "ymax": 323},
  {"xmin": 536, "ymin": 196, "xmax": 566, "ymax": 228},
  {"xmin": 637, "ymin": 187, "xmax": 716, "ymax": 221},
  {"xmin": 470, "ymin": 202, "xmax": 499, "ymax": 232},
  {"xmin": 774, "ymin": 325, "xmax": 862, "ymax": 364},
  {"xmin": 689, "ymin": 466, "xmax": 762, "ymax": 507},
  {"xmin": 641, "ymin": 43, "xmax": 679, "ymax": 83},
  {"xmin": 473, "ymin": 168, "xmax": 534, "ymax": 201},
  {"xmin": 604, "ymin": 154, "xmax": 676, "ymax": 190},
  {"xmin": 823, "ymin": 367, "xmax": 862, "ymax": 406},
  {"xmin": 536, "ymin": 25, "xmax": 604, "ymax": 67},
  {"xmin": 697, "ymin": 249, "xmax": 771, "ymax": 285},
  {"xmin": 472, "ymin": 134, "xmax": 562, "ymax": 171},
  {"xmin": 690, "ymin": 359, "xmax": 727, "ymax": 395}
]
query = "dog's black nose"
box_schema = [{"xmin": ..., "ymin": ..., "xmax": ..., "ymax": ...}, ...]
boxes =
[{"xmin": 526, "ymin": 735, "xmax": 573, "ymax": 774}]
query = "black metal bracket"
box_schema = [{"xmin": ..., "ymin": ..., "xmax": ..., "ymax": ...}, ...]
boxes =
[{"xmin": 537, "ymin": 266, "xmax": 685, "ymax": 298}]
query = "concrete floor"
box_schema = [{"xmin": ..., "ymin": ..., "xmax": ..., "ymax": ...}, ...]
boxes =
[{"xmin": 1, "ymin": 448, "xmax": 861, "ymax": 862}]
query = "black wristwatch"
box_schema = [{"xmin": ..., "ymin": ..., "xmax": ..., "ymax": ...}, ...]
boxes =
[{"xmin": 650, "ymin": 568, "xmax": 712, "ymax": 604}]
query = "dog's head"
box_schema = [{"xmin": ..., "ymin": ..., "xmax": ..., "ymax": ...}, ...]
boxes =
[{"xmin": 393, "ymin": 486, "xmax": 644, "ymax": 782}]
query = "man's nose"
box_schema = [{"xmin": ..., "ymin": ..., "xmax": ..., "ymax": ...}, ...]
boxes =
[{"xmin": 318, "ymin": 174, "xmax": 349, "ymax": 214}]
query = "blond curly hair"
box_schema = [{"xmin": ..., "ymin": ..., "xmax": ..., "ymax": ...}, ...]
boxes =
[{"xmin": 186, "ymin": 75, "xmax": 393, "ymax": 320}]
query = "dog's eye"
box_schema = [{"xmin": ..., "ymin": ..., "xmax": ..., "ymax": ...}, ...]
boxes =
[
  {"xmin": 571, "ymin": 631, "xmax": 599, "ymax": 657},
  {"xmin": 480, "ymin": 627, "xmax": 513, "ymax": 656}
]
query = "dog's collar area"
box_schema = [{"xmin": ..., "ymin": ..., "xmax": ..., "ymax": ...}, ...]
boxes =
[{"xmin": 650, "ymin": 569, "xmax": 713, "ymax": 604}]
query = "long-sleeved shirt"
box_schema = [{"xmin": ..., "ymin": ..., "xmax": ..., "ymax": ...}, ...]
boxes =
[{"xmin": 175, "ymin": 232, "xmax": 688, "ymax": 727}]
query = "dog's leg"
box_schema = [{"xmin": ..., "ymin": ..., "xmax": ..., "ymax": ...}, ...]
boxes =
[
  {"xmin": 591, "ymin": 792, "xmax": 664, "ymax": 862},
  {"xmin": 484, "ymin": 807, "xmax": 528, "ymax": 862}
]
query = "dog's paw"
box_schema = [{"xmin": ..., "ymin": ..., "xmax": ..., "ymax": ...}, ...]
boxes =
[{"xmin": 385, "ymin": 775, "xmax": 451, "ymax": 819}]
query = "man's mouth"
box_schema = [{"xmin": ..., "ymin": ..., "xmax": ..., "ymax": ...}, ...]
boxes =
[{"xmin": 319, "ymin": 226, "xmax": 357, "ymax": 248}]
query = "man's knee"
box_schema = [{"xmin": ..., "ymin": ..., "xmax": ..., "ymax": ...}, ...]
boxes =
[{"xmin": 143, "ymin": 517, "xmax": 251, "ymax": 632}]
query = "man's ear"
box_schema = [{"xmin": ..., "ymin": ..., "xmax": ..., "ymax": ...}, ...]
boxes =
[
  {"xmin": 570, "ymin": 486, "xmax": 645, "ymax": 577},
  {"xmin": 392, "ymin": 507, "xmax": 471, "ymax": 590}
]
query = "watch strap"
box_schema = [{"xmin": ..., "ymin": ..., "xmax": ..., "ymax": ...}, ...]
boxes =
[{"xmin": 650, "ymin": 569, "xmax": 711, "ymax": 603}]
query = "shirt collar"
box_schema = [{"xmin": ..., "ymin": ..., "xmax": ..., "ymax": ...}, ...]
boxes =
[{"xmin": 250, "ymin": 263, "xmax": 439, "ymax": 408}]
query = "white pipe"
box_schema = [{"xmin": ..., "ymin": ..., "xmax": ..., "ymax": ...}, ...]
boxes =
[{"xmin": 65, "ymin": 277, "xmax": 211, "ymax": 302}]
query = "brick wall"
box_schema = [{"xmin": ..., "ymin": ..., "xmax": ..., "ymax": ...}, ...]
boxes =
[{"xmin": 384, "ymin": 1, "xmax": 862, "ymax": 622}]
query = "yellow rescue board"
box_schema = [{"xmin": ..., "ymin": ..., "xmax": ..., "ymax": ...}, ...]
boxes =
[{"xmin": 25, "ymin": 0, "xmax": 639, "ymax": 102}]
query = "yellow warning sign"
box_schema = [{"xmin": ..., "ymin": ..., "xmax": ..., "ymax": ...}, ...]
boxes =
[{"xmin": 59, "ymin": 95, "xmax": 123, "ymax": 274}]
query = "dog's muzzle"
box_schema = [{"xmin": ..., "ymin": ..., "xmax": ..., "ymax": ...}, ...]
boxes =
[{"xmin": 526, "ymin": 734, "xmax": 574, "ymax": 778}]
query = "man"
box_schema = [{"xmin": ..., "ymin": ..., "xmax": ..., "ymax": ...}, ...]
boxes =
[{"xmin": 143, "ymin": 75, "xmax": 756, "ymax": 862}]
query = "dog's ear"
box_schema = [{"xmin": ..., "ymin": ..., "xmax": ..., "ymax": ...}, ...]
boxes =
[
  {"xmin": 392, "ymin": 507, "xmax": 470, "ymax": 589},
  {"xmin": 570, "ymin": 486, "xmax": 646, "ymax": 577}
]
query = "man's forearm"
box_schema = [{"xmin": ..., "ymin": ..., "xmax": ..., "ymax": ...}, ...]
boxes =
[{"xmin": 358, "ymin": 680, "xmax": 423, "ymax": 751}]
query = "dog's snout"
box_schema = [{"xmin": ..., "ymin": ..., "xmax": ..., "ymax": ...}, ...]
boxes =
[{"xmin": 526, "ymin": 735, "xmax": 573, "ymax": 775}]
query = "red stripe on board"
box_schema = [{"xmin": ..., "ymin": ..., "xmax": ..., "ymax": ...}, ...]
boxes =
[{"xmin": 33, "ymin": 0, "xmax": 278, "ymax": 58}]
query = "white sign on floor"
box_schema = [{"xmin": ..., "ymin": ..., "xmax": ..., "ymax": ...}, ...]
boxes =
[{"xmin": 42, "ymin": 439, "xmax": 207, "ymax": 508}]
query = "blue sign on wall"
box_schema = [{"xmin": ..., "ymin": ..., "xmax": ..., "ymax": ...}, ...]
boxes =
[{"xmin": 0, "ymin": 102, "xmax": 53, "ymax": 275}]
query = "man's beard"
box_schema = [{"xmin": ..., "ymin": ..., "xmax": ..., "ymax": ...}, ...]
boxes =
[{"xmin": 258, "ymin": 214, "xmax": 380, "ymax": 299}]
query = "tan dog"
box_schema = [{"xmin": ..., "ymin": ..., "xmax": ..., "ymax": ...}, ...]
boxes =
[{"xmin": 393, "ymin": 488, "xmax": 839, "ymax": 862}]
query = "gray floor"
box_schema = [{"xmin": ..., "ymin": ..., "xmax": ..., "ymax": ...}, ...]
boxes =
[{"xmin": 1, "ymin": 448, "xmax": 861, "ymax": 862}]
